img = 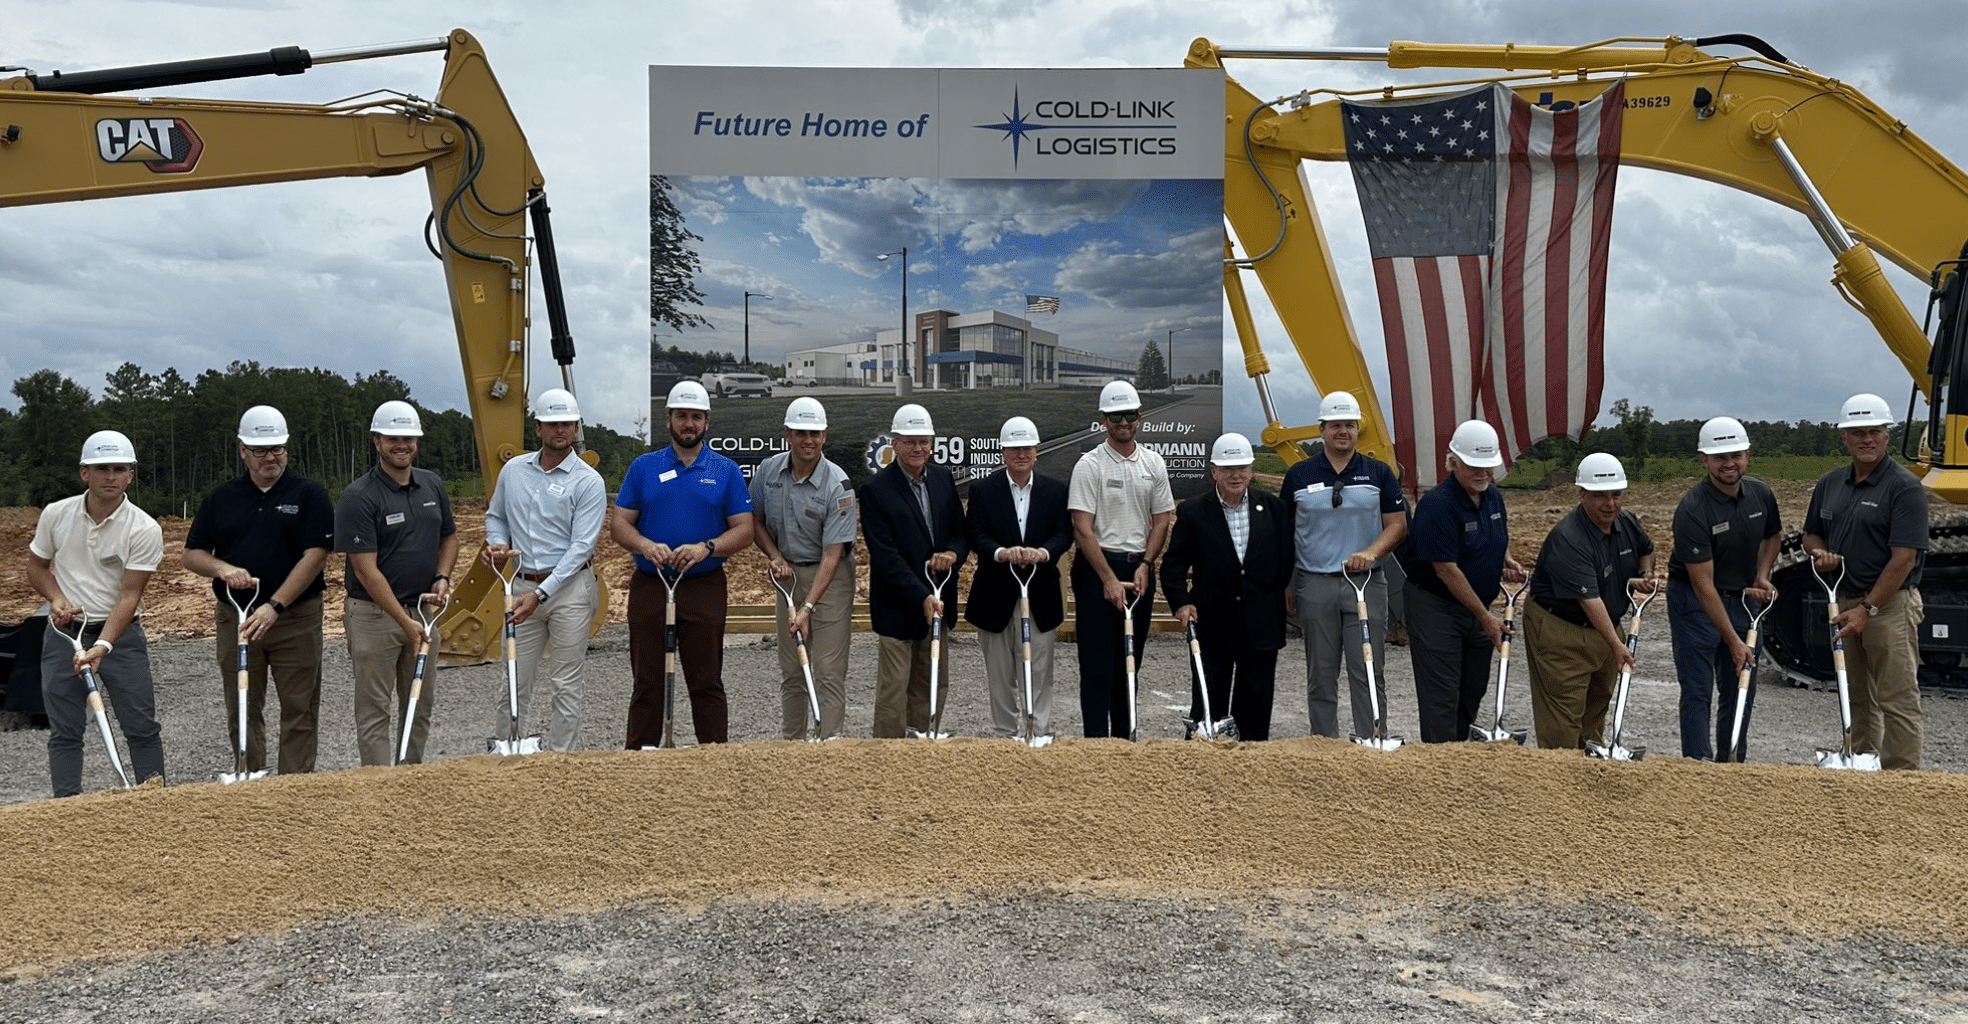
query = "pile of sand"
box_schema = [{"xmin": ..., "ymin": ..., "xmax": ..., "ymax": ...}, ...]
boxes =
[{"xmin": 7, "ymin": 737, "xmax": 1964, "ymax": 977}]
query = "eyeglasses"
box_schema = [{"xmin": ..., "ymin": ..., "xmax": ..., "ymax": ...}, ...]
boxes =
[
  {"xmin": 1105, "ymin": 411, "xmax": 1140, "ymax": 424},
  {"xmin": 245, "ymin": 446, "xmax": 286, "ymax": 457}
]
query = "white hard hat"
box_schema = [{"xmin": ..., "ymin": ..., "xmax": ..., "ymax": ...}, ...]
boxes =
[
  {"xmin": 1697, "ymin": 416, "xmax": 1750, "ymax": 455},
  {"xmin": 784, "ymin": 396, "xmax": 828, "ymax": 430},
  {"xmin": 80, "ymin": 429, "xmax": 137, "ymax": 466},
  {"xmin": 1447, "ymin": 420, "xmax": 1503, "ymax": 468},
  {"xmin": 999, "ymin": 416, "xmax": 1040, "ymax": 448},
  {"xmin": 1575, "ymin": 452, "xmax": 1628, "ymax": 491},
  {"xmin": 532, "ymin": 388, "xmax": 581, "ymax": 423},
  {"xmin": 1837, "ymin": 393, "xmax": 1894, "ymax": 430},
  {"xmin": 369, "ymin": 400, "xmax": 423, "ymax": 437},
  {"xmin": 1210, "ymin": 432, "xmax": 1255, "ymax": 466},
  {"xmin": 1098, "ymin": 380, "xmax": 1142, "ymax": 413},
  {"xmin": 667, "ymin": 380, "xmax": 711, "ymax": 411},
  {"xmin": 1318, "ymin": 391, "xmax": 1363, "ymax": 423},
  {"xmin": 890, "ymin": 403, "xmax": 935, "ymax": 437},
  {"xmin": 237, "ymin": 405, "xmax": 289, "ymax": 446}
]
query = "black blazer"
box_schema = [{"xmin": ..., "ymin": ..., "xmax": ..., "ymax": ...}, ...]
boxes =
[
  {"xmin": 963, "ymin": 469, "xmax": 1072, "ymax": 634},
  {"xmin": 859, "ymin": 461, "xmax": 968, "ymax": 641},
  {"xmin": 1160, "ymin": 485, "xmax": 1290, "ymax": 651}
]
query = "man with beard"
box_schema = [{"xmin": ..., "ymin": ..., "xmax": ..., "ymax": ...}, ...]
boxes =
[
  {"xmin": 182, "ymin": 405, "xmax": 335, "ymax": 774},
  {"xmin": 750, "ymin": 396, "xmax": 856, "ymax": 740},
  {"xmin": 481, "ymin": 388, "xmax": 607, "ymax": 751},
  {"xmin": 1802, "ymin": 392, "xmax": 1928, "ymax": 769},
  {"xmin": 1281, "ymin": 391, "xmax": 1407, "ymax": 739},
  {"xmin": 860, "ymin": 403, "xmax": 967, "ymax": 738},
  {"xmin": 1162, "ymin": 432, "xmax": 1290, "ymax": 740},
  {"xmin": 1403, "ymin": 420, "xmax": 1526, "ymax": 743},
  {"xmin": 1069, "ymin": 380, "xmax": 1175, "ymax": 739},
  {"xmin": 335, "ymin": 400, "xmax": 460, "ymax": 766},
  {"xmin": 28, "ymin": 430, "xmax": 166, "ymax": 795},
  {"xmin": 1667, "ymin": 416, "xmax": 1779, "ymax": 761},
  {"xmin": 612, "ymin": 380, "xmax": 754, "ymax": 746},
  {"xmin": 1523, "ymin": 453, "xmax": 1656, "ymax": 751}
]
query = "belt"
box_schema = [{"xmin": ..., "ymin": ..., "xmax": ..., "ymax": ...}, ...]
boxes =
[
  {"xmin": 1535, "ymin": 597, "xmax": 1590, "ymax": 628},
  {"xmin": 518, "ymin": 560, "xmax": 590, "ymax": 583},
  {"xmin": 1101, "ymin": 548, "xmax": 1145, "ymax": 563},
  {"xmin": 1299, "ymin": 569, "xmax": 1346, "ymax": 577},
  {"xmin": 789, "ymin": 560, "xmax": 820, "ymax": 568}
]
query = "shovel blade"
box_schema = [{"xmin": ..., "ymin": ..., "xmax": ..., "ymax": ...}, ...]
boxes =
[
  {"xmin": 1184, "ymin": 717, "xmax": 1239, "ymax": 743},
  {"xmin": 1470, "ymin": 725, "xmax": 1528, "ymax": 745},
  {"xmin": 1349, "ymin": 733, "xmax": 1404, "ymax": 752},
  {"xmin": 488, "ymin": 735, "xmax": 544, "ymax": 756},
  {"xmin": 904, "ymin": 727, "xmax": 952, "ymax": 741},
  {"xmin": 216, "ymin": 769, "xmax": 273, "ymax": 785},
  {"xmin": 1814, "ymin": 749, "xmax": 1883, "ymax": 771},
  {"xmin": 1585, "ymin": 740, "xmax": 1646, "ymax": 761}
]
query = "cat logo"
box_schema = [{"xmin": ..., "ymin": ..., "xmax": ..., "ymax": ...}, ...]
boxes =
[{"xmin": 95, "ymin": 118, "xmax": 204, "ymax": 174}]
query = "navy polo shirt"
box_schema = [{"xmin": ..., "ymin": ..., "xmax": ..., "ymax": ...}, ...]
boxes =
[
  {"xmin": 617, "ymin": 445, "xmax": 753, "ymax": 578},
  {"xmin": 1530, "ymin": 505, "xmax": 1654, "ymax": 624},
  {"xmin": 1409, "ymin": 476, "xmax": 1508, "ymax": 605},
  {"xmin": 186, "ymin": 469, "xmax": 336, "ymax": 608},
  {"xmin": 1668, "ymin": 476, "xmax": 1780, "ymax": 591}
]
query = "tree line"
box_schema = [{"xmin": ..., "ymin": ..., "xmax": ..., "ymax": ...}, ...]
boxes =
[
  {"xmin": 1, "ymin": 362, "xmax": 651, "ymax": 517},
  {"xmin": 1521, "ymin": 397, "xmax": 1908, "ymax": 470}
]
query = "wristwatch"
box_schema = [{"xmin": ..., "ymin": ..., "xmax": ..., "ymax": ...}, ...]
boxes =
[
  {"xmin": 268, "ymin": 598, "xmax": 287, "ymax": 615},
  {"xmin": 704, "ymin": 537, "xmax": 718, "ymax": 556},
  {"xmin": 1863, "ymin": 600, "xmax": 1881, "ymax": 617}
]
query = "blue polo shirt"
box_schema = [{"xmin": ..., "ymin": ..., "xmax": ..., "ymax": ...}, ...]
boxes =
[
  {"xmin": 1408, "ymin": 476, "xmax": 1508, "ymax": 605},
  {"xmin": 1280, "ymin": 451, "xmax": 1405, "ymax": 572},
  {"xmin": 616, "ymin": 445, "xmax": 752, "ymax": 578}
]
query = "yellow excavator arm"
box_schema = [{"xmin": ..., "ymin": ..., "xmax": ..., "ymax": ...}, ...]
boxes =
[
  {"xmin": 1190, "ymin": 35, "xmax": 1968, "ymax": 496},
  {"xmin": 0, "ymin": 29, "xmax": 594, "ymax": 659}
]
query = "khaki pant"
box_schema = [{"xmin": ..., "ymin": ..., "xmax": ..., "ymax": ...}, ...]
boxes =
[
  {"xmin": 1523, "ymin": 600, "xmax": 1618, "ymax": 751},
  {"xmin": 490, "ymin": 569, "xmax": 597, "ymax": 752},
  {"xmin": 213, "ymin": 594, "xmax": 324, "ymax": 774},
  {"xmin": 775, "ymin": 563, "xmax": 854, "ymax": 740},
  {"xmin": 1838, "ymin": 589, "xmax": 1924, "ymax": 770},
  {"xmin": 875, "ymin": 634, "xmax": 953, "ymax": 738},
  {"xmin": 346, "ymin": 596, "xmax": 430, "ymax": 766}
]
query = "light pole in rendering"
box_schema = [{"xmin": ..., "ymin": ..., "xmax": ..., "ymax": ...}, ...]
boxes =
[
  {"xmin": 876, "ymin": 247, "xmax": 911, "ymax": 397},
  {"xmin": 743, "ymin": 290, "xmax": 771, "ymax": 367}
]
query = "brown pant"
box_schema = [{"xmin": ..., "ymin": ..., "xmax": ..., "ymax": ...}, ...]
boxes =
[
  {"xmin": 213, "ymin": 594, "xmax": 324, "ymax": 774},
  {"xmin": 875, "ymin": 634, "xmax": 953, "ymax": 738},
  {"xmin": 1838, "ymin": 590, "xmax": 1924, "ymax": 770},
  {"xmin": 627, "ymin": 568, "xmax": 729, "ymax": 746},
  {"xmin": 1523, "ymin": 600, "xmax": 1618, "ymax": 751}
]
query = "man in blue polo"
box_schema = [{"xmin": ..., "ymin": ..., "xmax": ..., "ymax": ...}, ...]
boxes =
[
  {"xmin": 611, "ymin": 380, "xmax": 754, "ymax": 746},
  {"xmin": 1280, "ymin": 390, "xmax": 1407, "ymax": 738},
  {"xmin": 1403, "ymin": 420, "xmax": 1524, "ymax": 743},
  {"xmin": 1667, "ymin": 416, "xmax": 1780, "ymax": 761},
  {"xmin": 483, "ymin": 388, "xmax": 607, "ymax": 751}
]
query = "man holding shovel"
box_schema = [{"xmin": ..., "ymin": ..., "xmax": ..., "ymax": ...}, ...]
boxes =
[
  {"xmin": 1162, "ymin": 433, "xmax": 1291, "ymax": 740},
  {"xmin": 182, "ymin": 405, "xmax": 335, "ymax": 774},
  {"xmin": 481, "ymin": 388, "xmax": 606, "ymax": 752},
  {"xmin": 1666, "ymin": 416, "xmax": 1780, "ymax": 761},
  {"xmin": 750, "ymin": 396, "xmax": 857, "ymax": 741},
  {"xmin": 965, "ymin": 416, "xmax": 1073, "ymax": 739},
  {"xmin": 28, "ymin": 430, "xmax": 166, "ymax": 795},
  {"xmin": 1801, "ymin": 392, "xmax": 1927, "ymax": 770}
]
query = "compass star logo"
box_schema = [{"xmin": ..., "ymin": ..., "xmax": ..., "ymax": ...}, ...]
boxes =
[{"xmin": 974, "ymin": 89, "xmax": 1045, "ymax": 167}]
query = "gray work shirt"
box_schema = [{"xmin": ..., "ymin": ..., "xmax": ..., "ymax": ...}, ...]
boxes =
[
  {"xmin": 1804, "ymin": 457, "xmax": 1927, "ymax": 591},
  {"xmin": 748, "ymin": 451, "xmax": 856, "ymax": 563},
  {"xmin": 1529, "ymin": 504, "xmax": 1654, "ymax": 624},
  {"xmin": 334, "ymin": 463, "xmax": 456, "ymax": 604},
  {"xmin": 1668, "ymin": 476, "xmax": 1780, "ymax": 591}
]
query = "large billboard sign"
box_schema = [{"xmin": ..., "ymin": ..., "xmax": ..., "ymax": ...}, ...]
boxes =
[{"xmin": 650, "ymin": 66, "xmax": 1226, "ymax": 495}]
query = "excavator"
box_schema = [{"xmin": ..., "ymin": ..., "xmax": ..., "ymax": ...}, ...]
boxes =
[
  {"xmin": 1187, "ymin": 34, "xmax": 1968, "ymax": 687},
  {"xmin": 0, "ymin": 29, "xmax": 593, "ymax": 662}
]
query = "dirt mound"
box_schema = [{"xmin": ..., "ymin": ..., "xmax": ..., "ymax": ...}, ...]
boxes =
[{"xmin": 6, "ymin": 737, "xmax": 1965, "ymax": 977}]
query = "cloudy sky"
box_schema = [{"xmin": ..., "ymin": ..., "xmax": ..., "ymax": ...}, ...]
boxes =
[{"xmin": 6, "ymin": 0, "xmax": 1964, "ymax": 445}]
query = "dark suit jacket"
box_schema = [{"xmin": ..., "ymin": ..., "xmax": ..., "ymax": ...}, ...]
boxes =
[
  {"xmin": 1160, "ymin": 485, "xmax": 1290, "ymax": 651},
  {"xmin": 859, "ymin": 461, "xmax": 968, "ymax": 641},
  {"xmin": 963, "ymin": 469, "xmax": 1072, "ymax": 634}
]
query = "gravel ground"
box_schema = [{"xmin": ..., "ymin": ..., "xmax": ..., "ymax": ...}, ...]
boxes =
[{"xmin": 5, "ymin": 623, "xmax": 1968, "ymax": 1020}]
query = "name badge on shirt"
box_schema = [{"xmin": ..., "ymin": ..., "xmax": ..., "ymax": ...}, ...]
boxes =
[
  {"xmin": 548, "ymin": 483, "xmax": 566, "ymax": 496},
  {"xmin": 1464, "ymin": 521, "xmax": 1478, "ymax": 534},
  {"xmin": 1712, "ymin": 521, "xmax": 1731, "ymax": 535},
  {"xmin": 385, "ymin": 512, "xmax": 406, "ymax": 526},
  {"xmin": 659, "ymin": 469, "xmax": 679, "ymax": 483},
  {"xmin": 1106, "ymin": 477, "xmax": 1124, "ymax": 489}
]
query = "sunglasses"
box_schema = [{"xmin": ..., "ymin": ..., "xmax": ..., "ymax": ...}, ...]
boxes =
[
  {"xmin": 1105, "ymin": 411, "xmax": 1141, "ymax": 424},
  {"xmin": 1331, "ymin": 485, "xmax": 1344, "ymax": 508}
]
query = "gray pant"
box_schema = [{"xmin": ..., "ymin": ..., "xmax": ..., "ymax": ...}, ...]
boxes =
[
  {"xmin": 490, "ymin": 569, "xmax": 598, "ymax": 752},
  {"xmin": 42, "ymin": 620, "xmax": 164, "ymax": 796},
  {"xmin": 1293, "ymin": 568, "xmax": 1390, "ymax": 738},
  {"xmin": 978, "ymin": 623, "xmax": 1057, "ymax": 738}
]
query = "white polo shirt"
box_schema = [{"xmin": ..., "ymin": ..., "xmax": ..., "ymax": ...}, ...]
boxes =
[
  {"xmin": 30, "ymin": 493, "xmax": 165, "ymax": 620},
  {"xmin": 1068, "ymin": 441, "xmax": 1175, "ymax": 554}
]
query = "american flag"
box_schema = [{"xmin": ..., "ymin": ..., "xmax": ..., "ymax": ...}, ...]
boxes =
[
  {"xmin": 1343, "ymin": 81, "xmax": 1624, "ymax": 494},
  {"xmin": 1025, "ymin": 294, "xmax": 1061, "ymax": 315}
]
